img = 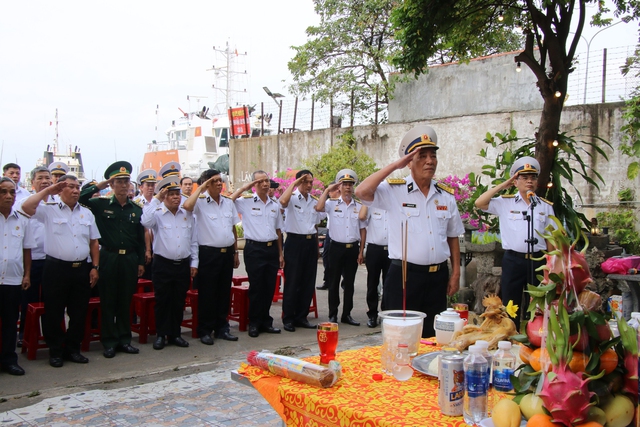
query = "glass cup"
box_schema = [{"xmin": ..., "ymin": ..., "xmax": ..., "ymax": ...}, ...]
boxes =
[
  {"xmin": 452, "ymin": 303, "xmax": 469, "ymax": 323},
  {"xmin": 317, "ymin": 322, "xmax": 339, "ymax": 365}
]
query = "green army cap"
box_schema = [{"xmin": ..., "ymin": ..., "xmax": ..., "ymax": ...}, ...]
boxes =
[{"xmin": 104, "ymin": 161, "xmax": 133, "ymax": 180}]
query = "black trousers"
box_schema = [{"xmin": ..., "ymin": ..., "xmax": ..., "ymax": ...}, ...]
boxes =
[
  {"xmin": 244, "ymin": 240, "xmax": 279, "ymax": 329},
  {"xmin": 99, "ymin": 250, "xmax": 138, "ymax": 348},
  {"xmin": 0, "ymin": 285, "xmax": 21, "ymax": 365},
  {"xmin": 383, "ymin": 261, "xmax": 448, "ymax": 338},
  {"xmin": 327, "ymin": 241, "xmax": 359, "ymax": 319},
  {"xmin": 365, "ymin": 244, "xmax": 390, "ymax": 319},
  {"xmin": 19, "ymin": 259, "xmax": 45, "ymax": 336},
  {"xmin": 500, "ymin": 250, "xmax": 545, "ymax": 321},
  {"xmin": 283, "ymin": 234, "xmax": 318, "ymax": 324},
  {"xmin": 322, "ymin": 232, "xmax": 332, "ymax": 284},
  {"xmin": 42, "ymin": 257, "xmax": 91, "ymax": 357},
  {"xmin": 196, "ymin": 245, "xmax": 234, "ymax": 336},
  {"xmin": 152, "ymin": 255, "xmax": 190, "ymax": 338}
]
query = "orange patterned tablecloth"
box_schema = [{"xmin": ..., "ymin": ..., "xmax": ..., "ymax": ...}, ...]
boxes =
[{"xmin": 237, "ymin": 343, "xmax": 500, "ymax": 427}]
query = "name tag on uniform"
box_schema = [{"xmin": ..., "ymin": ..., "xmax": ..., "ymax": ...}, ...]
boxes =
[
  {"xmin": 436, "ymin": 206, "xmax": 448, "ymax": 211},
  {"xmin": 104, "ymin": 210, "xmax": 114, "ymax": 214},
  {"xmin": 334, "ymin": 208, "xmax": 342, "ymax": 212},
  {"xmin": 402, "ymin": 203, "xmax": 416, "ymax": 208},
  {"xmin": 510, "ymin": 210, "xmax": 520, "ymax": 214}
]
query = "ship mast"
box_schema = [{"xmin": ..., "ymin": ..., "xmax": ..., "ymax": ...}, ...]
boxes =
[
  {"xmin": 208, "ymin": 41, "xmax": 248, "ymax": 116},
  {"xmin": 53, "ymin": 108, "xmax": 59, "ymax": 155}
]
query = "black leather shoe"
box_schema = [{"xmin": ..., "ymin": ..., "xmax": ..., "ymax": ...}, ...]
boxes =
[
  {"xmin": 64, "ymin": 352, "xmax": 89, "ymax": 363},
  {"xmin": 328, "ymin": 315, "xmax": 338, "ymax": 323},
  {"xmin": 294, "ymin": 320, "xmax": 317, "ymax": 329},
  {"xmin": 169, "ymin": 336, "xmax": 189, "ymax": 347},
  {"xmin": 153, "ymin": 336, "xmax": 165, "ymax": 350},
  {"xmin": 214, "ymin": 331, "xmax": 239, "ymax": 342},
  {"xmin": 16, "ymin": 339, "xmax": 23, "ymax": 348},
  {"xmin": 116, "ymin": 343, "xmax": 139, "ymax": 354},
  {"xmin": 341, "ymin": 315, "xmax": 360, "ymax": 326},
  {"xmin": 261, "ymin": 326, "xmax": 281, "ymax": 334},
  {"xmin": 49, "ymin": 357, "xmax": 63, "ymax": 368},
  {"xmin": 316, "ymin": 284, "xmax": 329, "ymax": 290},
  {"xmin": 2, "ymin": 364, "xmax": 25, "ymax": 376},
  {"xmin": 283, "ymin": 323, "xmax": 296, "ymax": 332},
  {"xmin": 200, "ymin": 334, "xmax": 214, "ymax": 345},
  {"xmin": 367, "ymin": 317, "xmax": 378, "ymax": 328},
  {"xmin": 103, "ymin": 347, "xmax": 116, "ymax": 358},
  {"xmin": 248, "ymin": 326, "xmax": 260, "ymax": 338}
]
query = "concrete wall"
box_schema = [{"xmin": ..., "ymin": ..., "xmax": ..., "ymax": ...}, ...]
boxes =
[
  {"xmin": 388, "ymin": 51, "xmax": 543, "ymax": 122},
  {"xmin": 229, "ymin": 103, "xmax": 636, "ymax": 209}
]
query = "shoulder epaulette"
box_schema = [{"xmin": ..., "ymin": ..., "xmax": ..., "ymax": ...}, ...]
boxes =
[
  {"xmin": 386, "ymin": 178, "xmax": 406, "ymax": 185},
  {"xmin": 131, "ymin": 199, "xmax": 143, "ymax": 208},
  {"xmin": 17, "ymin": 210, "xmax": 30, "ymax": 218},
  {"xmin": 501, "ymin": 194, "xmax": 516, "ymax": 198},
  {"xmin": 198, "ymin": 194, "xmax": 206, "ymax": 199},
  {"xmin": 311, "ymin": 195, "xmax": 319, "ymax": 201},
  {"xmin": 99, "ymin": 195, "xmax": 110, "ymax": 199},
  {"xmin": 436, "ymin": 182, "xmax": 454, "ymax": 195},
  {"xmin": 44, "ymin": 201, "xmax": 57, "ymax": 205},
  {"xmin": 242, "ymin": 194, "xmax": 253, "ymax": 198},
  {"xmin": 353, "ymin": 196, "xmax": 361, "ymax": 203},
  {"xmin": 79, "ymin": 203, "xmax": 89, "ymax": 209},
  {"xmin": 329, "ymin": 197, "xmax": 339, "ymax": 201},
  {"xmin": 540, "ymin": 197, "xmax": 553, "ymax": 206},
  {"xmin": 221, "ymin": 194, "xmax": 231, "ymax": 199}
]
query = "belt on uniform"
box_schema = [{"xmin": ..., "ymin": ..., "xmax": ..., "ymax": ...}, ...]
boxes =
[
  {"xmin": 45, "ymin": 255, "xmax": 85, "ymax": 268},
  {"xmin": 505, "ymin": 250, "xmax": 543, "ymax": 260},
  {"xmin": 199, "ymin": 245, "xmax": 235, "ymax": 253},
  {"xmin": 154, "ymin": 254, "xmax": 190, "ymax": 265},
  {"xmin": 287, "ymin": 232, "xmax": 317, "ymax": 240},
  {"xmin": 391, "ymin": 259, "xmax": 446, "ymax": 273},
  {"xmin": 246, "ymin": 239, "xmax": 277, "ymax": 247},
  {"xmin": 332, "ymin": 241, "xmax": 359, "ymax": 249},
  {"xmin": 368, "ymin": 243, "xmax": 388, "ymax": 251},
  {"xmin": 103, "ymin": 247, "xmax": 136, "ymax": 255}
]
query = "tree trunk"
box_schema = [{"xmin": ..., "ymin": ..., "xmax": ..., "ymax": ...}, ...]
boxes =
[{"xmin": 535, "ymin": 78, "xmax": 566, "ymax": 195}]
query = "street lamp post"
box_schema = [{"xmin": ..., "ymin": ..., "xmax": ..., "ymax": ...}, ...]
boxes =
[{"xmin": 581, "ymin": 21, "xmax": 622, "ymax": 104}]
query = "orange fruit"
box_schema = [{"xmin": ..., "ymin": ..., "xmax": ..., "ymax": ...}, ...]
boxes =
[
  {"xmin": 529, "ymin": 348, "xmax": 551, "ymax": 373},
  {"xmin": 526, "ymin": 413, "xmax": 563, "ymax": 427},
  {"xmin": 598, "ymin": 348, "xmax": 618, "ymax": 375},
  {"xmin": 574, "ymin": 423, "xmax": 604, "ymax": 427},
  {"xmin": 520, "ymin": 345, "xmax": 534, "ymax": 365},
  {"xmin": 568, "ymin": 351, "xmax": 589, "ymax": 373}
]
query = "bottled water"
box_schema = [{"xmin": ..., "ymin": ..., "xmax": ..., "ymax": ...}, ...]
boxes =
[
  {"xmin": 492, "ymin": 341, "xmax": 516, "ymax": 392},
  {"xmin": 628, "ymin": 312, "xmax": 640, "ymax": 330},
  {"xmin": 463, "ymin": 345, "xmax": 488, "ymax": 426},
  {"xmin": 475, "ymin": 340, "xmax": 493, "ymax": 384},
  {"xmin": 392, "ymin": 343, "xmax": 414, "ymax": 381}
]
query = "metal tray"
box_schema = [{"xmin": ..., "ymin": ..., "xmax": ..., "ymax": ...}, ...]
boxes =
[{"xmin": 411, "ymin": 352, "xmax": 442, "ymax": 377}]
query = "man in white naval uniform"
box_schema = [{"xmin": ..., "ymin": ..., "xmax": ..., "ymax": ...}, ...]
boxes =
[{"xmin": 356, "ymin": 125, "xmax": 464, "ymax": 338}]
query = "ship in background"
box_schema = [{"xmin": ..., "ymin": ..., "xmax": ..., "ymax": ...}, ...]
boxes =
[
  {"xmin": 31, "ymin": 108, "xmax": 86, "ymax": 189},
  {"xmin": 141, "ymin": 42, "xmax": 274, "ymax": 180}
]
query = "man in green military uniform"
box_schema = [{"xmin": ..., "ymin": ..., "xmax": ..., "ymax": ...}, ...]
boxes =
[{"xmin": 79, "ymin": 161, "xmax": 146, "ymax": 358}]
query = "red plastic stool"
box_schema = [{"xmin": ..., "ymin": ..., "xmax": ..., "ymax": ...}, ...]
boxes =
[
  {"xmin": 130, "ymin": 292, "xmax": 156, "ymax": 344},
  {"xmin": 136, "ymin": 278, "xmax": 153, "ymax": 293},
  {"xmin": 181, "ymin": 289, "xmax": 199, "ymax": 338},
  {"xmin": 273, "ymin": 269, "xmax": 284, "ymax": 302},
  {"xmin": 308, "ymin": 290, "xmax": 319, "ymax": 319},
  {"xmin": 81, "ymin": 297, "xmax": 102, "ymax": 351},
  {"xmin": 232, "ymin": 275, "xmax": 249, "ymax": 287},
  {"xmin": 21, "ymin": 302, "xmax": 57, "ymax": 360},
  {"xmin": 228, "ymin": 285, "xmax": 249, "ymax": 332}
]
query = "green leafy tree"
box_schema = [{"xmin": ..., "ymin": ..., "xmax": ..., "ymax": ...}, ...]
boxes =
[
  {"xmin": 302, "ymin": 130, "xmax": 378, "ymax": 185},
  {"xmin": 288, "ymin": 0, "xmax": 521, "ymax": 124},
  {"xmin": 391, "ymin": 0, "xmax": 639, "ymax": 194},
  {"xmin": 620, "ymin": 42, "xmax": 640, "ymax": 178}
]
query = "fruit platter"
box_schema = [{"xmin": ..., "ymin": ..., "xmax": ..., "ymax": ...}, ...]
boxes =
[{"xmin": 490, "ymin": 218, "xmax": 638, "ymax": 427}]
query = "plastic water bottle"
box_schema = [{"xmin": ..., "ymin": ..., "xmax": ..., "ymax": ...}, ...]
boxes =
[
  {"xmin": 628, "ymin": 312, "xmax": 640, "ymax": 330},
  {"xmin": 492, "ymin": 341, "xmax": 516, "ymax": 392},
  {"xmin": 475, "ymin": 340, "xmax": 493, "ymax": 384},
  {"xmin": 463, "ymin": 345, "xmax": 488, "ymax": 426},
  {"xmin": 392, "ymin": 343, "xmax": 413, "ymax": 381}
]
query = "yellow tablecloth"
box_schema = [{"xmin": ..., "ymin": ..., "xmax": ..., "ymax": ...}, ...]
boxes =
[{"xmin": 238, "ymin": 343, "xmax": 500, "ymax": 427}]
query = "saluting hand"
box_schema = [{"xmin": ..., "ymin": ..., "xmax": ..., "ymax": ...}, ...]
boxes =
[
  {"xmin": 47, "ymin": 180, "xmax": 68, "ymax": 195},
  {"xmin": 326, "ymin": 181, "xmax": 341, "ymax": 194},
  {"xmin": 155, "ymin": 187, "xmax": 168, "ymax": 202}
]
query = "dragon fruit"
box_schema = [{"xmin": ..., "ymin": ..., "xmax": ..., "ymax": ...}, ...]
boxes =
[
  {"xmin": 538, "ymin": 217, "xmax": 593, "ymax": 299},
  {"xmin": 538, "ymin": 302, "xmax": 602, "ymax": 426}
]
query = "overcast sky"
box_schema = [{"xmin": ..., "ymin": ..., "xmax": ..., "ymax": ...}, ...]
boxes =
[{"xmin": 0, "ymin": 0, "xmax": 636, "ymax": 183}]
